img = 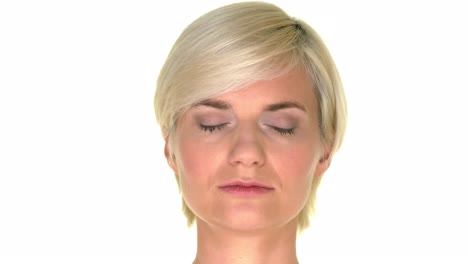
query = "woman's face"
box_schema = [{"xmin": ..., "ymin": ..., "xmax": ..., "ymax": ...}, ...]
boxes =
[{"xmin": 166, "ymin": 68, "xmax": 330, "ymax": 231}]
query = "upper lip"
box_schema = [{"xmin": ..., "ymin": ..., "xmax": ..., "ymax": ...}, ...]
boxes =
[{"xmin": 219, "ymin": 181, "xmax": 274, "ymax": 189}]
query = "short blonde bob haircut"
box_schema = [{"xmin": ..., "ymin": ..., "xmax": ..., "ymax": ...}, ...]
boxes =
[{"xmin": 154, "ymin": 1, "xmax": 347, "ymax": 231}]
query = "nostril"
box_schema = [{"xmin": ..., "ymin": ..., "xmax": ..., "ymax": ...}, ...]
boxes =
[{"xmin": 228, "ymin": 140, "xmax": 265, "ymax": 167}]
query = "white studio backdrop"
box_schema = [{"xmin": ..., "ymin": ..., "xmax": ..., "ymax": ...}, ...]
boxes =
[{"xmin": 0, "ymin": 0, "xmax": 467, "ymax": 263}]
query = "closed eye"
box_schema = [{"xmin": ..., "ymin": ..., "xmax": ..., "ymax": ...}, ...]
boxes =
[
  {"xmin": 271, "ymin": 126, "xmax": 296, "ymax": 136},
  {"xmin": 199, "ymin": 123, "xmax": 229, "ymax": 133}
]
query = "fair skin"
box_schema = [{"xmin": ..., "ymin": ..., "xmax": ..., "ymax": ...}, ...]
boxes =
[{"xmin": 165, "ymin": 68, "xmax": 331, "ymax": 264}]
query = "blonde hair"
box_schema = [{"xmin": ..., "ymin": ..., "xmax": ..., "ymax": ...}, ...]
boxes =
[{"xmin": 154, "ymin": 1, "xmax": 347, "ymax": 231}]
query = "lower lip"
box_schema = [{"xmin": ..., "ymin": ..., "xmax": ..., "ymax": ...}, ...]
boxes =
[{"xmin": 219, "ymin": 185, "xmax": 274, "ymax": 196}]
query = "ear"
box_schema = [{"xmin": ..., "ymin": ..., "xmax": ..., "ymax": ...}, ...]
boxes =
[
  {"xmin": 164, "ymin": 136, "xmax": 178, "ymax": 173},
  {"xmin": 314, "ymin": 145, "xmax": 332, "ymax": 177}
]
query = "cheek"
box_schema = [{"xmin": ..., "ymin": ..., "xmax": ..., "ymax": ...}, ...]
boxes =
[
  {"xmin": 177, "ymin": 141, "xmax": 204, "ymax": 180},
  {"xmin": 177, "ymin": 141, "xmax": 202, "ymax": 176},
  {"xmin": 272, "ymin": 143, "xmax": 320, "ymax": 192},
  {"xmin": 274, "ymin": 147, "xmax": 319, "ymax": 215},
  {"xmin": 175, "ymin": 136, "xmax": 222, "ymax": 191}
]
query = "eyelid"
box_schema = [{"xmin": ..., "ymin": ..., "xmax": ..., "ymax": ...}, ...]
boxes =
[
  {"xmin": 192, "ymin": 110, "xmax": 232, "ymax": 123},
  {"xmin": 199, "ymin": 123, "xmax": 229, "ymax": 133},
  {"xmin": 267, "ymin": 125, "xmax": 296, "ymax": 136},
  {"xmin": 261, "ymin": 115, "xmax": 298, "ymax": 136},
  {"xmin": 261, "ymin": 113, "xmax": 299, "ymax": 125}
]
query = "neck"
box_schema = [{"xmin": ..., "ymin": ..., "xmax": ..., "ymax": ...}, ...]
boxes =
[{"xmin": 193, "ymin": 218, "xmax": 299, "ymax": 264}]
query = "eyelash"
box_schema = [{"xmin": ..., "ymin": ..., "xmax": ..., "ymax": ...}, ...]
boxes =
[
  {"xmin": 199, "ymin": 123, "xmax": 228, "ymax": 133},
  {"xmin": 199, "ymin": 123, "xmax": 295, "ymax": 136},
  {"xmin": 272, "ymin": 127, "xmax": 296, "ymax": 136}
]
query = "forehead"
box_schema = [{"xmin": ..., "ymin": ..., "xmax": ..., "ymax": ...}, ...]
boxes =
[{"xmin": 210, "ymin": 68, "xmax": 316, "ymax": 112}]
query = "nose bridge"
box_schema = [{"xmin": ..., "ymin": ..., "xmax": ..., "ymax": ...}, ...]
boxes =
[{"xmin": 228, "ymin": 121, "xmax": 265, "ymax": 167}]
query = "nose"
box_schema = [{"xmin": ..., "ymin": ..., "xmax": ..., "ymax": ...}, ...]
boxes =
[{"xmin": 228, "ymin": 123, "xmax": 266, "ymax": 167}]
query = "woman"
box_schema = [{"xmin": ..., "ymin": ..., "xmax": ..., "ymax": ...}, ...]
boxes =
[{"xmin": 154, "ymin": 2, "xmax": 347, "ymax": 263}]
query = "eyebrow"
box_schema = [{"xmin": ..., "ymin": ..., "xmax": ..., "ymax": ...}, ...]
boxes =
[
  {"xmin": 195, "ymin": 99, "xmax": 231, "ymax": 110},
  {"xmin": 264, "ymin": 101, "xmax": 306, "ymax": 112},
  {"xmin": 194, "ymin": 99, "xmax": 306, "ymax": 112}
]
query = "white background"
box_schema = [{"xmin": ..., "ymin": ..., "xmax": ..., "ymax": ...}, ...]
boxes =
[{"xmin": 1, "ymin": 0, "xmax": 467, "ymax": 263}]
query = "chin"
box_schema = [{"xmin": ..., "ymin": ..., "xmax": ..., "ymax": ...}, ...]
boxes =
[{"xmin": 210, "ymin": 210, "xmax": 292, "ymax": 232}]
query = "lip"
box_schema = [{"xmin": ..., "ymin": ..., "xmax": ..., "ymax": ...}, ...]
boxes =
[{"xmin": 218, "ymin": 181, "xmax": 274, "ymax": 196}]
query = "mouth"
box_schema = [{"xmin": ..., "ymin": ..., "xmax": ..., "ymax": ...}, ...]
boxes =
[{"xmin": 218, "ymin": 181, "xmax": 274, "ymax": 196}]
